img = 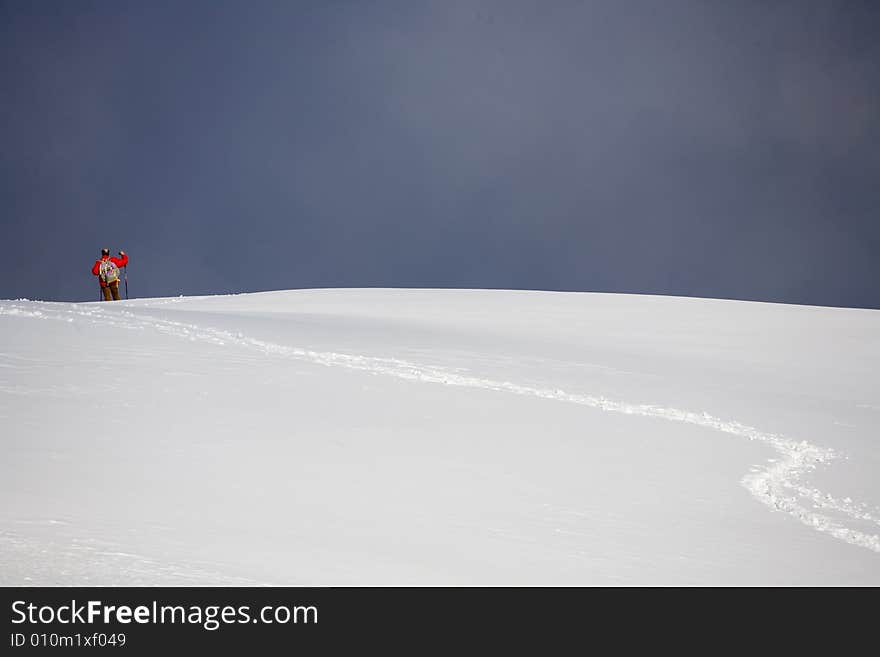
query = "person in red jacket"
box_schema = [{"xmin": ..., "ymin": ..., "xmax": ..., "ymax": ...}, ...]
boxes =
[{"xmin": 92, "ymin": 248, "xmax": 129, "ymax": 301}]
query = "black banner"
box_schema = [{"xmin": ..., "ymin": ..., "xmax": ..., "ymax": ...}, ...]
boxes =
[{"xmin": 0, "ymin": 586, "xmax": 871, "ymax": 653}]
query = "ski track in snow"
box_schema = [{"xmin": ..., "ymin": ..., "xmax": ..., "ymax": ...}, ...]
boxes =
[{"xmin": 3, "ymin": 301, "xmax": 879, "ymax": 554}]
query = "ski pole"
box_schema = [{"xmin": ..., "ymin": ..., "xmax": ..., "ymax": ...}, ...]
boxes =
[{"xmin": 124, "ymin": 265, "xmax": 129, "ymax": 300}]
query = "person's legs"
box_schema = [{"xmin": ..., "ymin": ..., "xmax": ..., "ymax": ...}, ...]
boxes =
[
  {"xmin": 102, "ymin": 286, "xmax": 112, "ymax": 301},
  {"xmin": 110, "ymin": 282, "xmax": 121, "ymax": 300}
]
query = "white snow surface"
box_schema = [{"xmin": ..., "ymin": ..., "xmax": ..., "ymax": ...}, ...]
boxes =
[{"xmin": 1, "ymin": 288, "xmax": 879, "ymax": 585}]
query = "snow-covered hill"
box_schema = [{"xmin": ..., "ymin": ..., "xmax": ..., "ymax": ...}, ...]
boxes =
[{"xmin": 1, "ymin": 289, "xmax": 878, "ymax": 585}]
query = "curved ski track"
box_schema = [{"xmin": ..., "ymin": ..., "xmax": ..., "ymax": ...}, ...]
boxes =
[{"xmin": 2, "ymin": 300, "xmax": 879, "ymax": 554}]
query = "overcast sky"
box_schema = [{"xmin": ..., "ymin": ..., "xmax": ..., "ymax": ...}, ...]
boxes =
[{"xmin": 2, "ymin": 0, "xmax": 878, "ymax": 307}]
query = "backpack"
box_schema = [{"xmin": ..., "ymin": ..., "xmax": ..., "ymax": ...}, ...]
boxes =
[{"xmin": 99, "ymin": 259, "xmax": 120, "ymax": 284}]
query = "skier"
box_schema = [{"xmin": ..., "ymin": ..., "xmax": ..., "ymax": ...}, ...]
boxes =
[{"xmin": 91, "ymin": 248, "xmax": 129, "ymax": 301}]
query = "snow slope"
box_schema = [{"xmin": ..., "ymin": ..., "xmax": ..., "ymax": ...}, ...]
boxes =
[{"xmin": 1, "ymin": 289, "xmax": 878, "ymax": 585}]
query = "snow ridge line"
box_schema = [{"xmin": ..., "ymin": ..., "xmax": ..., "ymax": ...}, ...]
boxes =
[{"xmin": 3, "ymin": 301, "xmax": 879, "ymax": 553}]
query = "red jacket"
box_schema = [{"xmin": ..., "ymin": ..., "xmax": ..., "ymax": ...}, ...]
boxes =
[{"xmin": 92, "ymin": 253, "xmax": 129, "ymax": 287}]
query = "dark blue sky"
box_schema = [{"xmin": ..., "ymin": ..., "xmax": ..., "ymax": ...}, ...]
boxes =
[{"xmin": 2, "ymin": 0, "xmax": 879, "ymax": 307}]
